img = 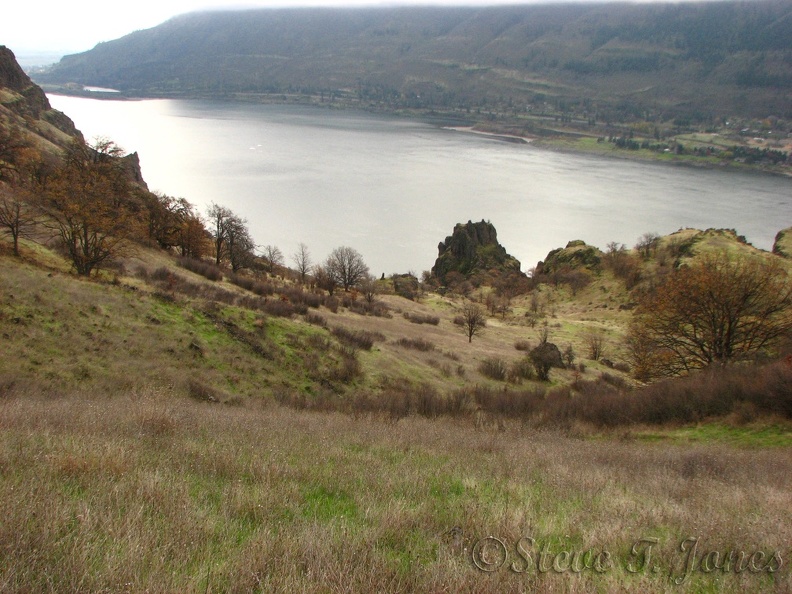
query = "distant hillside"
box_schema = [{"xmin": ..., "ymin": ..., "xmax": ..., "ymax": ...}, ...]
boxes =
[{"xmin": 35, "ymin": 1, "xmax": 792, "ymax": 122}]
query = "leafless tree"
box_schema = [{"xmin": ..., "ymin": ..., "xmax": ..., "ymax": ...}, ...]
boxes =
[
  {"xmin": 324, "ymin": 246, "xmax": 369, "ymax": 292},
  {"xmin": 207, "ymin": 202, "xmax": 233, "ymax": 266},
  {"xmin": 260, "ymin": 244, "xmax": 284, "ymax": 274},
  {"xmin": 313, "ymin": 264, "xmax": 337, "ymax": 296},
  {"xmin": 635, "ymin": 232, "xmax": 660, "ymax": 259},
  {"xmin": 585, "ymin": 329, "xmax": 606, "ymax": 361},
  {"xmin": 225, "ymin": 215, "xmax": 256, "ymax": 272},
  {"xmin": 292, "ymin": 242, "xmax": 312, "ymax": 284},
  {"xmin": 359, "ymin": 275, "xmax": 379, "ymax": 304},
  {"xmin": 460, "ymin": 302, "xmax": 487, "ymax": 343},
  {"xmin": 0, "ymin": 186, "xmax": 35, "ymax": 256}
]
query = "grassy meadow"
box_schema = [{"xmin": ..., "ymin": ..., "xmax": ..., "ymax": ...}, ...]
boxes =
[{"xmin": 1, "ymin": 232, "xmax": 791, "ymax": 592}]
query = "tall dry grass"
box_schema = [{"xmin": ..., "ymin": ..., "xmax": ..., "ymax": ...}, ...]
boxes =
[{"xmin": 0, "ymin": 385, "xmax": 789, "ymax": 593}]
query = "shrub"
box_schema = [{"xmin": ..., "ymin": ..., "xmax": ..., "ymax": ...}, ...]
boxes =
[
  {"xmin": 178, "ymin": 257, "xmax": 223, "ymax": 281},
  {"xmin": 514, "ymin": 339, "xmax": 532, "ymax": 351},
  {"xmin": 507, "ymin": 357, "xmax": 535, "ymax": 383},
  {"xmin": 331, "ymin": 327, "xmax": 384, "ymax": 351},
  {"xmin": 262, "ymin": 299, "xmax": 296, "ymax": 318},
  {"xmin": 479, "ymin": 357, "xmax": 508, "ymax": 381},
  {"xmin": 395, "ymin": 337, "xmax": 435, "ymax": 352},
  {"xmin": 304, "ymin": 312, "xmax": 327, "ymax": 327},
  {"xmin": 403, "ymin": 312, "xmax": 440, "ymax": 325}
]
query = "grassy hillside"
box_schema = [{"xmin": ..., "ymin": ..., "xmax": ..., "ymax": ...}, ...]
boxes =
[{"xmin": 2, "ymin": 225, "xmax": 792, "ymax": 591}]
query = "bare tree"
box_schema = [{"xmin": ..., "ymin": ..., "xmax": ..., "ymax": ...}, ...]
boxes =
[
  {"xmin": 324, "ymin": 246, "xmax": 369, "ymax": 292},
  {"xmin": 313, "ymin": 264, "xmax": 337, "ymax": 296},
  {"xmin": 0, "ymin": 187, "xmax": 35, "ymax": 256},
  {"xmin": 225, "ymin": 215, "xmax": 256, "ymax": 272},
  {"xmin": 459, "ymin": 302, "xmax": 487, "ymax": 343},
  {"xmin": 260, "ymin": 244, "xmax": 284, "ymax": 274},
  {"xmin": 359, "ymin": 274, "xmax": 379, "ymax": 304},
  {"xmin": 585, "ymin": 329, "xmax": 606, "ymax": 361},
  {"xmin": 635, "ymin": 232, "xmax": 660, "ymax": 259},
  {"xmin": 205, "ymin": 203, "xmax": 255, "ymax": 270},
  {"xmin": 206, "ymin": 202, "xmax": 233, "ymax": 266},
  {"xmin": 292, "ymin": 242, "xmax": 312, "ymax": 284}
]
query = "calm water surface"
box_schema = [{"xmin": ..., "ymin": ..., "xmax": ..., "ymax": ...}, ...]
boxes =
[{"xmin": 48, "ymin": 95, "xmax": 792, "ymax": 275}]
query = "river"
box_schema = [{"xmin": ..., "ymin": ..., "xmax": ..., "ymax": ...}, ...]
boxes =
[{"xmin": 47, "ymin": 95, "xmax": 792, "ymax": 276}]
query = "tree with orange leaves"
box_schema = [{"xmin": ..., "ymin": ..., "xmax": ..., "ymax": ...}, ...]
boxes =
[
  {"xmin": 627, "ymin": 252, "xmax": 792, "ymax": 379},
  {"xmin": 37, "ymin": 138, "xmax": 138, "ymax": 275}
]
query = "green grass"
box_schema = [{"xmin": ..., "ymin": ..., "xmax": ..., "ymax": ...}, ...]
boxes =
[{"xmin": 637, "ymin": 423, "xmax": 792, "ymax": 448}]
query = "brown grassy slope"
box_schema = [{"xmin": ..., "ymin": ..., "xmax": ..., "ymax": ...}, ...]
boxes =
[{"xmin": 0, "ymin": 389, "xmax": 790, "ymax": 593}]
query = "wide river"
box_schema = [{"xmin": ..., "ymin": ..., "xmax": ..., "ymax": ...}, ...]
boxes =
[{"xmin": 48, "ymin": 95, "xmax": 792, "ymax": 276}]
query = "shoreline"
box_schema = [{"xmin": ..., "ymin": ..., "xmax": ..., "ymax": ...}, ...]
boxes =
[{"xmin": 42, "ymin": 88, "xmax": 792, "ymax": 179}]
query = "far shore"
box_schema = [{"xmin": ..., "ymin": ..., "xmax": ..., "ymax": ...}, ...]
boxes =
[{"xmin": 41, "ymin": 87, "xmax": 792, "ymax": 178}]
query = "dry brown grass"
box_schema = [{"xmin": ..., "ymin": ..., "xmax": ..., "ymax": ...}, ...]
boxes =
[{"xmin": 0, "ymin": 388, "xmax": 789, "ymax": 592}]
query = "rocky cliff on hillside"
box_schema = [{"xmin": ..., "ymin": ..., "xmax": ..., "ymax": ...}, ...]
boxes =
[
  {"xmin": 0, "ymin": 45, "xmax": 81, "ymax": 145},
  {"xmin": 431, "ymin": 220, "xmax": 522, "ymax": 283}
]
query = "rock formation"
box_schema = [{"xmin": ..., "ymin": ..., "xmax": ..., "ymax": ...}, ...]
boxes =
[
  {"xmin": 536, "ymin": 240, "xmax": 603, "ymax": 275},
  {"xmin": 0, "ymin": 45, "xmax": 82, "ymax": 147},
  {"xmin": 431, "ymin": 220, "xmax": 522, "ymax": 283}
]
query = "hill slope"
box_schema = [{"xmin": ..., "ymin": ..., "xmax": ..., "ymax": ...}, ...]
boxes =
[{"xmin": 35, "ymin": 2, "xmax": 792, "ymax": 121}]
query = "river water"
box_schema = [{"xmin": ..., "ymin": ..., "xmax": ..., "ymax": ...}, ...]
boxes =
[{"xmin": 47, "ymin": 95, "xmax": 792, "ymax": 276}]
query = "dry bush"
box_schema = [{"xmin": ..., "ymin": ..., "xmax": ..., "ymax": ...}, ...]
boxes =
[
  {"xmin": 514, "ymin": 339, "xmax": 532, "ymax": 351},
  {"xmin": 403, "ymin": 312, "xmax": 440, "ymax": 325},
  {"xmin": 262, "ymin": 299, "xmax": 296, "ymax": 318},
  {"xmin": 330, "ymin": 326, "xmax": 384, "ymax": 351},
  {"xmin": 478, "ymin": 357, "xmax": 508, "ymax": 381},
  {"xmin": 178, "ymin": 256, "xmax": 223, "ymax": 281},
  {"xmin": 394, "ymin": 337, "xmax": 435, "ymax": 352},
  {"xmin": 346, "ymin": 299, "xmax": 391, "ymax": 318},
  {"xmin": 187, "ymin": 379, "xmax": 223, "ymax": 403},
  {"xmin": 304, "ymin": 312, "xmax": 327, "ymax": 327},
  {"xmin": 507, "ymin": 357, "xmax": 535, "ymax": 383},
  {"xmin": 228, "ymin": 272, "xmax": 275, "ymax": 297}
]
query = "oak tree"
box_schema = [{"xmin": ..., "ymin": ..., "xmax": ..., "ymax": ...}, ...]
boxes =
[
  {"xmin": 324, "ymin": 246, "xmax": 369, "ymax": 292},
  {"xmin": 37, "ymin": 139, "xmax": 136, "ymax": 275},
  {"xmin": 627, "ymin": 252, "xmax": 792, "ymax": 378}
]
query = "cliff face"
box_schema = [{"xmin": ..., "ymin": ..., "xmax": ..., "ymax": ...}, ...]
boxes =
[
  {"xmin": 0, "ymin": 45, "xmax": 81, "ymax": 145},
  {"xmin": 431, "ymin": 220, "xmax": 522, "ymax": 282}
]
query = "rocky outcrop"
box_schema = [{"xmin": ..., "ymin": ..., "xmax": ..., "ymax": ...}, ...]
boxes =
[
  {"xmin": 0, "ymin": 45, "xmax": 81, "ymax": 142},
  {"xmin": 536, "ymin": 240, "xmax": 603, "ymax": 275},
  {"xmin": 431, "ymin": 220, "xmax": 522, "ymax": 283},
  {"xmin": 773, "ymin": 228, "xmax": 792, "ymax": 259}
]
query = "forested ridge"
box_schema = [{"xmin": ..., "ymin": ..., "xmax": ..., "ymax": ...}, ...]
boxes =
[{"xmin": 35, "ymin": 1, "xmax": 792, "ymax": 122}]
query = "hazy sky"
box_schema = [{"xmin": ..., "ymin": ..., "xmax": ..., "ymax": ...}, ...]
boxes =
[{"xmin": 3, "ymin": 0, "xmax": 539, "ymax": 57}]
